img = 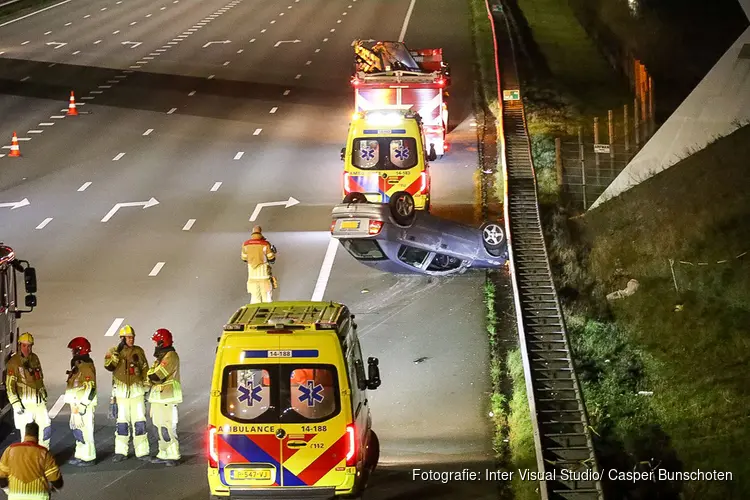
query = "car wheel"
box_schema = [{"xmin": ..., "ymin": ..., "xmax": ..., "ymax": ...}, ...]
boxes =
[
  {"xmin": 388, "ymin": 191, "xmax": 416, "ymax": 227},
  {"xmin": 366, "ymin": 430, "xmax": 380, "ymax": 473},
  {"xmin": 343, "ymin": 192, "xmax": 369, "ymax": 204},
  {"xmin": 480, "ymin": 222, "xmax": 505, "ymax": 256}
]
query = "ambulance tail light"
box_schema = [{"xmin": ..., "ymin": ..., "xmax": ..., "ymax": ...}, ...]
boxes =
[
  {"xmin": 437, "ymin": 77, "xmax": 445, "ymax": 87},
  {"xmin": 368, "ymin": 220, "xmax": 383, "ymax": 235},
  {"xmin": 345, "ymin": 424, "xmax": 357, "ymax": 466},
  {"xmin": 417, "ymin": 172, "xmax": 427, "ymax": 194},
  {"xmin": 343, "ymin": 173, "xmax": 351, "ymax": 194},
  {"xmin": 208, "ymin": 425, "xmax": 218, "ymax": 468}
]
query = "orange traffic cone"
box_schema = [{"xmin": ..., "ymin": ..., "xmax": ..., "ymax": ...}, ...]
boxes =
[
  {"xmin": 8, "ymin": 132, "xmax": 21, "ymax": 157},
  {"xmin": 67, "ymin": 91, "xmax": 78, "ymax": 116}
]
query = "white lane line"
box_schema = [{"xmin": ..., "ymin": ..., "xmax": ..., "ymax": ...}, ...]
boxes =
[
  {"xmin": 21, "ymin": 40, "xmax": 30, "ymax": 45},
  {"xmin": 90, "ymin": 90, "xmax": 103, "ymax": 94},
  {"xmin": 83, "ymin": 14, "xmax": 90, "ymax": 18},
  {"xmin": 114, "ymin": 74, "xmax": 127, "ymax": 78},
  {"xmin": 136, "ymin": 61, "xmax": 148, "ymax": 64},
  {"xmin": 146, "ymin": 13, "xmax": 152, "ymax": 17},
  {"xmin": 148, "ymin": 262, "xmax": 165, "ymax": 276},
  {"xmin": 253, "ymin": 128, "xmax": 262, "ymax": 135},
  {"xmin": 100, "ymin": 6, "xmax": 106, "ymax": 10},
  {"xmin": 269, "ymin": 107, "xmax": 277, "ymax": 114},
  {"xmin": 112, "ymin": 30, "xmax": 120, "ymax": 34},
  {"xmin": 44, "ymin": 30, "xmax": 52, "ymax": 35},
  {"xmin": 398, "ymin": 0, "xmax": 416, "ymax": 42},
  {"xmin": 104, "ymin": 318, "xmax": 125, "ymax": 337},
  {"xmin": 160, "ymin": 6, "xmax": 166, "ymax": 9},
  {"xmin": 305, "ymin": 60, "xmax": 311, "ymax": 65},
  {"xmin": 311, "ymin": 238, "xmax": 339, "ymax": 301},
  {"xmin": 330, "ymin": 28, "xmax": 335, "ymax": 32},
  {"xmin": 142, "ymin": 56, "xmax": 154, "ymax": 60},
  {"xmin": 167, "ymin": 107, "xmax": 177, "ymax": 114},
  {"xmin": 35, "ymin": 218, "xmax": 53, "ymax": 229},
  {"xmin": 294, "ymin": 74, "xmax": 301, "ymax": 79},
  {"xmin": 237, "ymin": 49, "xmax": 243, "ymax": 53},
  {"xmin": 182, "ymin": 219, "xmax": 196, "ymax": 231},
  {"xmin": 129, "ymin": 21, "xmax": 137, "ymax": 25},
  {"xmin": 337, "ymin": 19, "xmax": 341, "ymax": 23},
  {"xmin": 143, "ymin": 128, "xmax": 154, "ymax": 136},
  {"xmin": 270, "ymin": 20, "xmax": 275, "ymax": 24},
  {"xmin": 315, "ymin": 48, "xmax": 320, "ymax": 53},
  {"xmin": 72, "ymin": 50, "xmax": 80, "ymax": 55},
  {"xmin": 94, "ymin": 39, "xmax": 101, "ymax": 44},
  {"xmin": 223, "ymin": 61, "xmax": 230, "ymax": 66},
  {"xmin": 122, "ymin": 70, "xmax": 134, "ymax": 74},
  {"xmin": 283, "ymin": 89, "xmax": 290, "ymax": 96},
  {"xmin": 323, "ymin": 37, "xmax": 328, "ymax": 42},
  {"xmin": 78, "ymin": 181, "xmax": 92, "ymax": 191},
  {"xmin": 233, "ymin": 151, "xmax": 244, "ymax": 160},
  {"xmin": 16, "ymin": 137, "xmax": 31, "ymax": 141},
  {"xmin": 0, "ymin": 0, "xmax": 71, "ymax": 27},
  {"xmin": 188, "ymin": 90, "xmax": 196, "ymax": 96},
  {"xmin": 39, "ymin": 122, "xmax": 54, "ymax": 126},
  {"xmin": 112, "ymin": 152, "xmax": 125, "ymax": 161},
  {"xmin": 98, "ymin": 85, "xmax": 111, "ymax": 88},
  {"xmin": 149, "ymin": 52, "xmax": 160, "ymax": 55},
  {"xmin": 65, "ymin": 22, "xmax": 72, "ymax": 26},
  {"xmin": 20, "ymin": 76, "xmax": 30, "ymax": 81},
  {"xmin": 129, "ymin": 65, "xmax": 141, "ymax": 69},
  {"xmin": 260, "ymin": 29, "xmax": 266, "ymax": 33},
  {"xmin": 167, "ymin": 41, "xmax": 178, "ymax": 45},
  {"xmin": 50, "ymin": 115, "xmax": 65, "ymax": 118},
  {"xmin": 207, "ymin": 74, "xmax": 215, "ymax": 79},
  {"xmin": 28, "ymin": 130, "xmax": 43, "ymax": 134},
  {"xmin": 49, "ymin": 395, "xmax": 66, "ymax": 419},
  {"xmin": 210, "ymin": 181, "xmax": 222, "ymax": 191},
  {"xmin": 249, "ymin": 38, "xmax": 256, "ymax": 43}
]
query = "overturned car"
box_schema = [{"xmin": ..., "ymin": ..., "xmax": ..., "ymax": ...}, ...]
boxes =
[{"xmin": 330, "ymin": 191, "xmax": 508, "ymax": 275}]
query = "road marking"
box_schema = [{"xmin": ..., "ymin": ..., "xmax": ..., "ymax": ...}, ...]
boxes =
[
  {"xmin": 49, "ymin": 395, "xmax": 66, "ymax": 419},
  {"xmin": 237, "ymin": 49, "xmax": 243, "ymax": 53},
  {"xmin": 207, "ymin": 74, "xmax": 215, "ymax": 79},
  {"xmin": 233, "ymin": 151, "xmax": 244, "ymax": 160},
  {"xmin": 94, "ymin": 39, "xmax": 101, "ymax": 44},
  {"xmin": 44, "ymin": 30, "xmax": 52, "ymax": 35},
  {"xmin": 129, "ymin": 65, "xmax": 141, "ymax": 68},
  {"xmin": 314, "ymin": 48, "xmax": 320, "ymax": 53},
  {"xmin": 143, "ymin": 128, "xmax": 154, "ymax": 136},
  {"xmin": 294, "ymin": 74, "xmax": 301, "ymax": 79},
  {"xmin": 112, "ymin": 30, "xmax": 120, "ymax": 34},
  {"xmin": 279, "ymin": 12, "xmax": 284, "ymax": 15},
  {"xmin": 136, "ymin": 61, "xmax": 148, "ymax": 64},
  {"xmin": 35, "ymin": 218, "xmax": 53, "ymax": 229},
  {"xmin": 323, "ymin": 37, "xmax": 328, "ymax": 42},
  {"xmin": 270, "ymin": 20, "xmax": 275, "ymax": 24},
  {"xmin": 78, "ymin": 181, "xmax": 92, "ymax": 191},
  {"xmin": 398, "ymin": 0, "xmax": 416, "ymax": 42},
  {"xmin": 112, "ymin": 152, "xmax": 125, "ymax": 161},
  {"xmin": 167, "ymin": 107, "xmax": 177, "ymax": 114},
  {"xmin": 20, "ymin": 76, "xmax": 30, "ymax": 81},
  {"xmin": 269, "ymin": 107, "xmax": 278, "ymax": 114},
  {"xmin": 115, "ymin": 74, "xmax": 127, "ymax": 78},
  {"xmin": 330, "ymin": 28, "xmax": 335, "ymax": 32},
  {"xmin": 337, "ymin": 19, "xmax": 341, "ymax": 23},
  {"xmin": 223, "ymin": 61, "xmax": 230, "ymax": 66},
  {"xmin": 0, "ymin": 0, "xmax": 71, "ymax": 28},
  {"xmin": 83, "ymin": 14, "xmax": 90, "ymax": 18},
  {"xmin": 100, "ymin": 6, "xmax": 106, "ymax": 10},
  {"xmin": 104, "ymin": 318, "xmax": 125, "ymax": 337},
  {"xmin": 129, "ymin": 21, "xmax": 136, "ymax": 25},
  {"xmin": 210, "ymin": 181, "xmax": 222, "ymax": 191},
  {"xmin": 155, "ymin": 49, "xmax": 167, "ymax": 52},
  {"xmin": 39, "ymin": 122, "xmax": 54, "ymax": 126},
  {"xmin": 160, "ymin": 5, "xmax": 166, "ymax": 9},
  {"xmin": 28, "ymin": 130, "xmax": 43, "ymax": 134},
  {"xmin": 72, "ymin": 50, "xmax": 80, "ymax": 55},
  {"xmin": 50, "ymin": 115, "xmax": 65, "ymax": 118},
  {"xmin": 65, "ymin": 22, "xmax": 71, "ymax": 26},
  {"xmin": 21, "ymin": 40, "xmax": 30, "ymax": 45},
  {"xmin": 311, "ymin": 238, "xmax": 339, "ymax": 301},
  {"xmin": 283, "ymin": 89, "xmax": 290, "ymax": 96},
  {"xmin": 146, "ymin": 13, "xmax": 152, "ymax": 17},
  {"xmin": 142, "ymin": 56, "xmax": 154, "ymax": 60},
  {"xmin": 253, "ymin": 128, "xmax": 262, "ymax": 135},
  {"xmin": 90, "ymin": 90, "xmax": 103, "ymax": 94},
  {"xmin": 188, "ymin": 90, "xmax": 196, "ymax": 96},
  {"xmin": 182, "ymin": 219, "xmax": 195, "ymax": 231},
  {"xmin": 260, "ymin": 29, "xmax": 266, "ymax": 33},
  {"xmin": 305, "ymin": 60, "xmax": 311, "ymax": 65},
  {"xmin": 342, "ymin": 11, "xmax": 347, "ymax": 15},
  {"xmin": 99, "ymin": 85, "xmax": 111, "ymax": 88},
  {"xmin": 16, "ymin": 137, "xmax": 31, "ymax": 141},
  {"xmin": 148, "ymin": 262, "xmax": 165, "ymax": 276}
]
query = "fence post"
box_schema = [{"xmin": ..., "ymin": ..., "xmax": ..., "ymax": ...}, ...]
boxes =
[
  {"xmin": 648, "ymin": 76, "xmax": 655, "ymax": 136},
  {"xmin": 555, "ymin": 137, "xmax": 563, "ymax": 189},
  {"xmin": 634, "ymin": 97, "xmax": 640, "ymax": 149},
  {"xmin": 623, "ymin": 104, "xmax": 630, "ymax": 153},
  {"xmin": 578, "ymin": 126, "xmax": 587, "ymax": 210},
  {"xmin": 593, "ymin": 117, "xmax": 601, "ymax": 185}
]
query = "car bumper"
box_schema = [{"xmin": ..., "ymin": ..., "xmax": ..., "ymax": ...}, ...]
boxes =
[{"xmin": 208, "ymin": 468, "xmax": 356, "ymax": 498}]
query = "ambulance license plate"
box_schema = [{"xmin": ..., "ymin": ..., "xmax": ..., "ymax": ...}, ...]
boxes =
[
  {"xmin": 340, "ymin": 220, "xmax": 361, "ymax": 230},
  {"xmin": 229, "ymin": 468, "xmax": 273, "ymax": 481}
]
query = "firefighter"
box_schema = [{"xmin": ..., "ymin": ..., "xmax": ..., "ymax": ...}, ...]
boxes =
[
  {"xmin": 241, "ymin": 225, "xmax": 277, "ymax": 304},
  {"xmin": 146, "ymin": 328, "xmax": 182, "ymax": 466},
  {"xmin": 103, "ymin": 324, "xmax": 150, "ymax": 462},
  {"xmin": 0, "ymin": 422, "xmax": 64, "ymax": 500},
  {"xmin": 5, "ymin": 332, "xmax": 51, "ymax": 449},
  {"xmin": 65, "ymin": 337, "xmax": 97, "ymax": 466}
]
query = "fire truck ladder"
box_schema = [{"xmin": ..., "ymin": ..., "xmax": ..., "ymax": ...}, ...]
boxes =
[{"xmin": 489, "ymin": 1, "xmax": 605, "ymax": 499}]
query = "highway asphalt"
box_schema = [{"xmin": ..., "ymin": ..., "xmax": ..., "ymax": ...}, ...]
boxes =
[{"xmin": 0, "ymin": 0, "xmax": 501, "ymax": 497}]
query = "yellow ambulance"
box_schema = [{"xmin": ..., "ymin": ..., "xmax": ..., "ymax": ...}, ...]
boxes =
[{"xmin": 207, "ymin": 302, "xmax": 381, "ymax": 499}]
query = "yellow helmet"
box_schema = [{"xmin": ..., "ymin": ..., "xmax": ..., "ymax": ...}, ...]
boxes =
[
  {"xmin": 18, "ymin": 332, "xmax": 34, "ymax": 345},
  {"xmin": 118, "ymin": 324, "xmax": 135, "ymax": 337}
]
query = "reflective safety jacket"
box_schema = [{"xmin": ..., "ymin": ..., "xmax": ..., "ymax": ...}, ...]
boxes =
[
  {"xmin": 147, "ymin": 349, "xmax": 182, "ymax": 404},
  {"xmin": 242, "ymin": 233, "xmax": 276, "ymax": 280},
  {"xmin": 0, "ymin": 435, "xmax": 61, "ymax": 499},
  {"xmin": 64, "ymin": 357, "xmax": 97, "ymax": 408},
  {"xmin": 5, "ymin": 353, "xmax": 47, "ymax": 410},
  {"xmin": 103, "ymin": 345, "xmax": 149, "ymax": 399}
]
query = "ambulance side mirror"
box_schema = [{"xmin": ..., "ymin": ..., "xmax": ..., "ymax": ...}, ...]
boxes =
[
  {"xmin": 24, "ymin": 294, "xmax": 36, "ymax": 308},
  {"xmin": 24, "ymin": 267, "xmax": 37, "ymax": 294},
  {"xmin": 340, "ymin": 148, "xmax": 346, "ymax": 161},
  {"xmin": 366, "ymin": 357, "xmax": 381, "ymax": 390}
]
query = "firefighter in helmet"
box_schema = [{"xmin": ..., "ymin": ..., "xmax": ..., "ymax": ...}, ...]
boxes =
[
  {"xmin": 146, "ymin": 328, "xmax": 182, "ymax": 466},
  {"xmin": 103, "ymin": 324, "xmax": 150, "ymax": 462},
  {"xmin": 5, "ymin": 332, "xmax": 51, "ymax": 449},
  {"xmin": 241, "ymin": 225, "xmax": 277, "ymax": 304},
  {"xmin": 64, "ymin": 337, "xmax": 97, "ymax": 466}
]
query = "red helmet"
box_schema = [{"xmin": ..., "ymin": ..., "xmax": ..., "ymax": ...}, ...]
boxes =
[
  {"xmin": 152, "ymin": 328, "xmax": 173, "ymax": 348},
  {"xmin": 68, "ymin": 337, "xmax": 91, "ymax": 356}
]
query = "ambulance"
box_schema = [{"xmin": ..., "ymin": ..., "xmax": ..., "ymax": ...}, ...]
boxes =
[
  {"xmin": 207, "ymin": 302, "xmax": 382, "ymax": 499},
  {"xmin": 341, "ymin": 108, "xmax": 431, "ymax": 211}
]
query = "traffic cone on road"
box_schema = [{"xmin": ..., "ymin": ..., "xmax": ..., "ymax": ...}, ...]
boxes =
[
  {"xmin": 67, "ymin": 91, "xmax": 78, "ymax": 116},
  {"xmin": 8, "ymin": 132, "xmax": 21, "ymax": 157}
]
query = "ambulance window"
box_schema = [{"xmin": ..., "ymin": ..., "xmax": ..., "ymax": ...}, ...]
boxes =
[
  {"xmin": 222, "ymin": 366, "xmax": 275, "ymax": 423},
  {"xmin": 388, "ymin": 138, "xmax": 418, "ymax": 169},
  {"xmin": 353, "ymin": 139, "xmax": 380, "ymax": 169},
  {"xmin": 397, "ymin": 245, "xmax": 429, "ymax": 268},
  {"xmin": 280, "ymin": 365, "xmax": 340, "ymax": 423}
]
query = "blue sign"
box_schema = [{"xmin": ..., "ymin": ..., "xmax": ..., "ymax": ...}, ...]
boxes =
[
  {"xmin": 298, "ymin": 380, "xmax": 324, "ymax": 407},
  {"xmin": 238, "ymin": 382, "xmax": 263, "ymax": 407},
  {"xmin": 360, "ymin": 147, "xmax": 376, "ymax": 161},
  {"xmin": 394, "ymin": 145, "xmax": 410, "ymax": 160}
]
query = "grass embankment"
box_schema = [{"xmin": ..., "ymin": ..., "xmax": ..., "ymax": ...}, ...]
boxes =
[{"xmin": 546, "ymin": 124, "xmax": 750, "ymax": 499}]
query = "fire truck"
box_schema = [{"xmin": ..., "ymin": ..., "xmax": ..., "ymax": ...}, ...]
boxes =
[
  {"xmin": 351, "ymin": 39, "xmax": 451, "ymax": 161},
  {"xmin": 0, "ymin": 244, "xmax": 38, "ymax": 419}
]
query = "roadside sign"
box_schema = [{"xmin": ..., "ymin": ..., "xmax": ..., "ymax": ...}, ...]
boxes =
[
  {"xmin": 503, "ymin": 90, "xmax": 520, "ymax": 101},
  {"xmin": 594, "ymin": 144, "xmax": 611, "ymax": 154}
]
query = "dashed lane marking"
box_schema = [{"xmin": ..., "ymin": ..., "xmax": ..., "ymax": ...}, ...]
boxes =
[
  {"xmin": 65, "ymin": 22, "xmax": 72, "ymax": 25},
  {"xmin": 143, "ymin": 128, "xmax": 154, "ymax": 136},
  {"xmin": 44, "ymin": 31, "xmax": 52, "ymax": 35},
  {"xmin": 35, "ymin": 218, "xmax": 53, "ymax": 229},
  {"xmin": 260, "ymin": 29, "xmax": 266, "ymax": 33},
  {"xmin": 330, "ymin": 28, "xmax": 335, "ymax": 32},
  {"xmin": 28, "ymin": 130, "xmax": 43, "ymax": 134},
  {"xmin": 112, "ymin": 152, "xmax": 125, "ymax": 161},
  {"xmin": 188, "ymin": 90, "xmax": 196, "ymax": 96},
  {"xmin": 49, "ymin": 395, "xmax": 65, "ymax": 419},
  {"xmin": 130, "ymin": 21, "xmax": 136, "ymax": 25},
  {"xmin": 182, "ymin": 219, "xmax": 196, "ymax": 231},
  {"xmin": 72, "ymin": 50, "xmax": 80, "ymax": 55},
  {"xmin": 94, "ymin": 39, "xmax": 101, "ymax": 44},
  {"xmin": 323, "ymin": 37, "xmax": 328, "ymax": 42},
  {"xmin": 99, "ymin": 85, "xmax": 112, "ymax": 88},
  {"xmin": 283, "ymin": 89, "xmax": 290, "ymax": 95},
  {"xmin": 210, "ymin": 181, "xmax": 222, "ymax": 191},
  {"xmin": 223, "ymin": 61, "xmax": 230, "ymax": 66},
  {"xmin": 294, "ymin": 74, "xmax": 301, "ymax": 79},
  {"xmin": 337, "ymin": 19, "xmax": 341, "ymax": 23},
  {"xmin": 207, "ymin": 74, "xmax": 215, "ymax": 79},
  {"xmin": 20, "ymin": 76, "xmax": 30, "ymax": 81},
  {"xmin": 305, "ymin": 60, "xmax": 311, "ymax": 65},
  {"xmin": 50, "ymin": 115, "xmax": 65, "ymax": 118},
  {"xmin": 39, "ymin": 122, "xmax": 54, "ymax": 126},
  {"xmin": 249, "ymin": 38, "xmax": 256, "ymax": 43},
  {"xmin": 83, "ymin": 14, "xmax": 90, "ymax": 18},
  {"xmin": 78, "ymin": 181, "xmax": 92, "ymax": 191},
  {"xmin": 269, "ymin": 107, "xmax": 278, "ymax": 113},
  {"xmin": 112, "ymin": 30, "xmax": 120, "ymax": 34},
  {"xmin": 234, "ymin": 152, "xmax": 244, "ymax": 160},
  {"xmin": 315, "ymin": 48, "xmax": 320, "ymax": 53},
  {"xmin": 21, "ymin": 40, "xmax": 30, "ymax": 45},
  {"xmin": 104, "ymin": 318, "xmax": 125, "ymax": 337},
  {"xmin": 90, "ymin": 90, "xmax": 103, "ymax": 94},
  {"xmin": 167, "ymin": 108, "xmax": 177, "ymax": 114},
  {"xmin": 148, "ymin": 262, "xmax": 165, "ymax": 276},
  {"xmin": 253, "ymin": 128, "xmax": 262, "ymax": 135}
]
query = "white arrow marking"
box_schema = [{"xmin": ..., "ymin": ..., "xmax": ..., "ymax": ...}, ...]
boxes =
[
  {"xmin": 182, "ymin": 219, "xmax": 196, "ymax": 231},
  {"xmin": 0, "ymin": 198, "xmax": 30, "ymax": 210},
  {"xmin": 101, "ymin": 197, "xmax": 159, "ymax": 222},
  {"xmin": 104, "ymin": 318, "xmax": 125, "ymax": 337},
  {"xmin": 202, "ymin": 40, "xmax": 230, "ymax": 48},
  {"xmin": 249, "ymin": 197, "xmax": 300, "ymax": 222},
  {"xmin": 46, "ymin": 41, "xmax": 67, "ymax": 49},
  {"xmin": 121, "ymin": 41, "xmax": 142, "ymax": 48},
  {"xmin": 36, "ymin": 218, "xmax": 53, "ymax": 229},
  {"xmin": 148, "ymin": 262, "xmax": 165, "ymax": 276},
  {"xmin": 274, "ymin": 39, "xmax": 301, "ymax": 47}
]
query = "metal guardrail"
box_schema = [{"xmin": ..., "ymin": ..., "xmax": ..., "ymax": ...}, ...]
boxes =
[{"xmin": 483, "ymin": 0, "xmax": 605, "ymax": 498}]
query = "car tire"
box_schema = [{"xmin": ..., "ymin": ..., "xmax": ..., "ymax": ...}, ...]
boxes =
[
  {"xmin": 388, "ymin": 191, "xmax": 416, "ymax": 227},
  {"xmin": 365, "ymin": 430, "xmax": 380, "ymax": 473},
  {"xmin": 480, "ymin": 222, "xmax": 505, "ymax": 256},
  {"xmin": 343, "ymin": 192, "xmax": 369, "ymax": 204}
]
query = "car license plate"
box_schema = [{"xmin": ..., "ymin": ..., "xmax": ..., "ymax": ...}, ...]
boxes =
[
  {"xmin": 229, "ymin": 468, "xmax": 273, "ymax": 481},
  {"xmin": 341, "ymin": 220, "xmax": 361, "ymax": 230}
]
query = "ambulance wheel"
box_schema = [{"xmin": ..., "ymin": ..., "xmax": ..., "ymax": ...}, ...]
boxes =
[
  {"xmin": 343, "ymin": 192, "xmax": 369, "ymax": 204},
  {"xmin": 388, "ymin": 192, "xmax": 416, "ymax": 227},
  {"xmin": 365, "ymin": 430, "xmax": 380, "ymax": 473}
]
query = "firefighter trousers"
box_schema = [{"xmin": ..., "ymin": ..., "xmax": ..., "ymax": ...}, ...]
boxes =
[
  {"xmin": 115, "ymin": 396, "xmax": 149, "ymax": 458},
  {"xmin": 69, "ymin": 405, "xmax": 96, "ymax": 462},
  {"xmin": 14, "ymin": 402, "xmax": 51, "ymax": 449},
  {"xmin": 150, "ymin": 403, "xmax": 180, "ymax": 460},
  {"xmin": 247, "ymin": 278, "xmax": 272, "ymax": 303}
]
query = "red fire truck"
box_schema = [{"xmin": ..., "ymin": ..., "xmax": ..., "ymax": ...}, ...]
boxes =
[{"xmin": 351, "ymin": 39, "xmax": 451, "ymax": 160}]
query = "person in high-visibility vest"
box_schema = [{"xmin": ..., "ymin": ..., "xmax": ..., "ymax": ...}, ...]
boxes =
[
  {"xmin": 241, "ymin": 226, "xmax": 277, "ymax": 304},
  {"xmin": 0, "ymin": 422, "xmax": 64, "ymax": 500},
  {"xmin": 103, "ymin": 324, "xmax": 150, "ymax": 462},
  {"xmin": 147, "ymin": 328, "xmax": 182, "ymax": 466},
  {"xmin": 64, "ymin": 337, "xmax": 97, "ymax": 466},
  {"xmin": 5, "ymin": 332, "xmax": 52, "ymax": 449}
]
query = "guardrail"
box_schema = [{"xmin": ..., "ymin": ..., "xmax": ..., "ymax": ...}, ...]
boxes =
[{"xmin": 483, "ymin": 0, "xmax": 605, "ymax": 498}]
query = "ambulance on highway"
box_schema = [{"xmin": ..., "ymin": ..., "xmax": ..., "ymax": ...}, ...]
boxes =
[{"xmin": 207, "ymin": 302, "xmax": 381, "ymax": 499}]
